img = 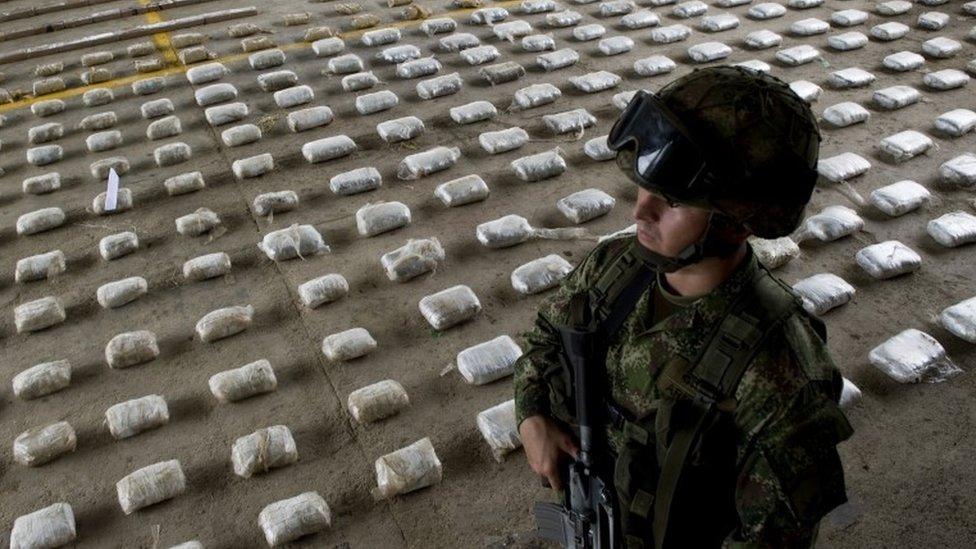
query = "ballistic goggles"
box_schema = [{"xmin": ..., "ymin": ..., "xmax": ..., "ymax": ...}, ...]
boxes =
[{"xmin": 607, "ymin": 90, "xmax": 716, "ymax": 206}]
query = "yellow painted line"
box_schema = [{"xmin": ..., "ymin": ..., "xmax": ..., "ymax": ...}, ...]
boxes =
[
  {"xmin": 0, "ymin": 0, "xmax": 521, "ymax": 114},
  {"xmin": 137, "ymin": 0, "xmax": 179, "ymax": 66}
]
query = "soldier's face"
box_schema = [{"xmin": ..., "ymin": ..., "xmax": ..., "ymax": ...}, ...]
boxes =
[{"xmin": 632, "ymin": 187, "xmax": 711, "ymax": 255}]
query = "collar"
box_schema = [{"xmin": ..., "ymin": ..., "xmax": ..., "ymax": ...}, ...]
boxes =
[{"xmin": 636, "ymin": 241, "xmax": 760, "ymax": 337}]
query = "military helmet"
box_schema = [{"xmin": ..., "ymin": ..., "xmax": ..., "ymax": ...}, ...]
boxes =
[{"xmin": 609, "ymin": 65, "xmax": 822, "ymax": 239}]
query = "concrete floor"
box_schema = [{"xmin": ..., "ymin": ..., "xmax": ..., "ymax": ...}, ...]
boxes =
[{"xmin": 1, "ymin": 0, "xmax": 975, "ymax": 547}]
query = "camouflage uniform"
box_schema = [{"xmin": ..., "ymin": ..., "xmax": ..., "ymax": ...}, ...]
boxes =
[{"xmin": 513, "ymin": 234, "xmax": 854, "ymax": 548}]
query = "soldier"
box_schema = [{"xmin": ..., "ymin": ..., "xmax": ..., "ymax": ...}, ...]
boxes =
[{"xmin": 513, "ymin": 66, "xmax": 854, "ymax": 548}]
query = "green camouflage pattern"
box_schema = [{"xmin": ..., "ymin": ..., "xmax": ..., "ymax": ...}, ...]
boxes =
[{"xmin": 513, "ymin": 233, "xmax": 854, "ymax": 547}]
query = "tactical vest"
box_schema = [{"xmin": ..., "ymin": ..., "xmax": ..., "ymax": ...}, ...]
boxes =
[{"xmin": 561, "ymin": 237, "xmax": 823, "ymax": 549}]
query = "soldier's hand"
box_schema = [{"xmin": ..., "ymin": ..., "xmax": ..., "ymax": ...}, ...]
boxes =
[{"xmin": 519, "ymin": 415, "xmax": 580, "ymax": 491}]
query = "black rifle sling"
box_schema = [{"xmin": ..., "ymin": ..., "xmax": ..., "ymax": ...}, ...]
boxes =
[{"xmin": 652, "ymin": 269, "xmax": 799, "ymax": 549}]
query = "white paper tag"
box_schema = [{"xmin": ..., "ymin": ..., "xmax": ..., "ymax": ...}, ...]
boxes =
[{"xmin": 105, "ymin": 168, "xmax": 119, "ymax": 211}]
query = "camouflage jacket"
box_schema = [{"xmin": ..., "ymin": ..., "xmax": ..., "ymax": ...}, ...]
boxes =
[{"xmin": 513, "ymin": 234, "xmax": 854, "ymax": 547}]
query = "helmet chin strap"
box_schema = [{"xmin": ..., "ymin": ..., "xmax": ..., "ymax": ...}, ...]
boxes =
[{"xmin": 632, "ymin": 212, "xmax": 741, "ymax": 273}]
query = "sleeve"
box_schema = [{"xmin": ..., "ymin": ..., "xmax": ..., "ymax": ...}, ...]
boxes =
[
  {"xmin": 512, "ymin": 237, "xmax": 624, "ymax": 430},
  {"xmin": 725, "ymin": 317, "xmax": 855, "ymax": 548}
]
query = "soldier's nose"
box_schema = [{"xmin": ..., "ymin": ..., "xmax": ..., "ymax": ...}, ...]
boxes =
[{"xmin": 633, "ymin": 189, "xmax": 666, "ymax": 222}]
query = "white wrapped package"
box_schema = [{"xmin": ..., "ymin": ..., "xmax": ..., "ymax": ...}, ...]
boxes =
[
  {"xmin": 599, "ymin": 36, "xmax": 634, "ymax": 55},
  {"xmin": 870, "ymin": 180, "xmax": 930, "ymax": 216},
  {"xmin": 827, "ymin": 68, "xmax": 875, "ymax": 89},
  {"xmin": 356, "ymin": 202, "xmax": 411, "ymax": 236},
  {"xmin": 348, "ymin": 380, "xmax": 409, "ymax": 423},
  {"xmin": 477, "ymin": 215, "xmax": 534, "ymax": 247},
  {"xmin": 23, "ymin": 172, "xmax": 62, "ymax": 195},
  {"xmin": 940, "ymin": 297, "xmax": 976, "ymax": 343},
  {"xmin": 342, "ymin": 71, "xmax": 379, "ymax": 92},
  {"xmin": 356, "ymin": 90, "xmax": 398, "ymax": 115},
  {"xmin": 856, "ymin": 240, "xmax": 921, "ymax": 279},
  {"xmin": 921, "ymin": 37, "xmax": 960, "ymax": 59},
  {"xmin": 14, "ymin": 421, "xmax": 77, "ymax": 466},
  {"xmin": 873, "ymin": 86, "xmax": 920, "ymax": 110},
  {"xmin": 460, "ymin": 45, "xmax": 500, "ymax": 65},
  {"xmin": 792, "ymin": 18, "xmax": 828, "ymax": 36},
  {"xmin": 923, "ymin": 69, "xmax": 969, "ymax": 91},
  {"xmin": 673, "ymin": 0, "xmax": 706, "ymax": 17},
  {"xmin": 210, "ymin": 359, "xmax": 278, "ymax": 402},
  {"xmin": 97, "ymin": 276, "xmax": 148, "ymax": 308},
  {"xmin": 184, "ymin": 252, "xmax": 231, "ymax": 281},
  {"xmin": 749, "ymin": 236, "xmax": 799, "ymax": 269},
  {"xmin": 302, "ymin": 135, "xmax": 357, "ymax": 163},
  {"xmin": 417, "ymin": 73, "xmax": 462, "ymax": 99},
  {"xmin": 869, "ymin": 329, "xmax": 960, "ymax": 383},
  {"xmin": 878, "ymin": 130, "xmax": 933, "ymax": 162},
  {"xmin": 196, "ymin": 305, "xmax": 253, "ymax": 342},
  {"xmin": 927, "ymin": 211, "xmax": 976, "ymax": 247},
  {"xmin": 471, "ymin": 6, "xmax": 509, "ymax": 24},
  {"xmin": 439, "ymin": 32, "xmax": 480, "ymax": 52},
  {"xmin": 822, "ymin": 102, "xmax": 870, "ymax": 128},
  {"xmin": 875, "ymin": 0, "xmax": 910, "ymax": 15},
  {"xmin": 935, "ymin": 109, "xmax": 976, "ymax": 137},
  {"xmin": 170, "ymin": 541, "xmax": 203, "ymax": 549},
  {"xmin": 10, "ymin": 503, "xmax": 76, "ymax": 549},
  {"xmin": 299, "ymin": 274, "xmax": 348, "ymax": 307},
  {"xmin": 558, "ymin": 187, "xmax": 616, "ymax": 224},
  {"xmin": 232, "ymin": 425, "xmax": 297, "ymax": 478},
  {"xmin": 274, "ymin": 85, "xmax": 313, "ymax": 108},
  {"xmin": 600, "ymin": 0, "xmax": 635, "ymax": 16},
  {"xmin": 17, "ymin": 207, "xmax": 65, "ymax": 235},
  {"xmin": 80, "ymin": 112, "xmax": 118, "ymax": 132},
  {"xmin": 514, "ymin": 83, "xmax": 561, "ymax": 109},
  {"xmin": 775, "ymin": 44, "xmax": 819, "ymax": 66},
  {"xmin": 918, "ymin": 11, "xmax": 949, "ymax": 30},
  {"xmin": 827, "ymin": 31, "xmax": 867, "ymax": 51},
  {"xmin": 621, "ymin": 10, "xmax": 659, "ymax": 30},
  {"xmin": 512, "ymin": 254, "xmax": 573, "ymax": 294},
  {"xmin": 397, "ymin": 57, "xmax": 441, "ymax": 79},
  {"xmin": 92, "ymin": 187, "xmax": 133, "ymax": 215},
  {"xmin": 573, "ymin": 23, "xmax": 605, "ymax": 42},
  {"xmin": 372, "ymin": 437, "xmax": 443, "ymax": 499},
  {"xmin": 106, "ymin": 394, "xmax": 169, "ymax": 439},
  {"xmin": 397, "ymin": 146, "xmax": 461, "ymax": 179},
  {"xmin": 477, "ymin": 399, "xmax": 521, "ymax": 461},
  {"xmin": 195, "ymin": 83, "xmax": 236, "ymax": 106},
  {"xmin": 792, "ymin": 273, "xmax": 855, "ymax": 315},
  {"xmin": 376, "ymin": 45, "xmax": 420, "ymax": 64},
  {"xmin": 494, "ymin": 20, "xmax": 533, "ymax": 41},
  {"xmin": 522, "ymin": 34, "xmax": 555, "ymax": 51},
  {"xmin": 547, "ymin": 10, "xmax": 582, "ymax": 27},
  {"xmin": 232, "ymin": 153, "xmax": 273, "ymax": 179},
  {"xmin": 794, "ymin": 205, "xmax": 864, "ymax": 242},
  {"xmin": 16, "ymin": 250, "xmax": 66, "ymax": 283},
  {"xmin": 327, "ymin": 54, "xmax": 364, "ymax": 74},
  {"xmin": 745, "ymin": 29, "xmax": 781, "ymax": 49},
  {"xmin": 101, "ymin": 232, "xmax": 139, "ymax": 260},
  {"xmin": 789, "ymin": 80, "xmax": 822, "ymax": 103},
  {"xmin": 634, "ymin": 55, "xmax": 676, "ymax": 77},
  {"xmin": 186, "ymin": 62, "xmax": 227, "ymax": 84},
  {"xmin": 435, "ymin": 175, "xmax": 490, "ymax": 206},
  {"xmin": 537, "ymin": 48, "xmax": 579, "ymax": 71},
  {"xmin": 735, "ymin": 60, "xmax": 771, "ymax": 74},
  {"xmin": 419, "ymin": 285, "xmax": 482, "ymax": 330},
  {"xmin": 106, "ymin": 330, "xmax": 159, "ymax": 368},
  {"xmin": 747, "ymin": 2, "xmax": 785, "ymax": 19},
  {"xmin": 13, "ymin": 359, "xmax": 71, "ymax": 400},
  {"xmin": 377, "ymin": 116, "xmax": 425, "ymax": 143},
  {"xmin": 26, "ymin": 145, "xmax": 63, "ymax": 166},
  {"xmin": 205, "ymin": 102, "xmax": 247, "ymax": 126},
  {"xmin": 142, "ymin": 98, "xmax": 174, "ymax": 119},
  {"xmin": 522, "ymin": 0, "xmax": 556, "ymax": 13},
  {"xmin": 28, "ymin": 122, "xmax": 63, "ymax": 144},
  {"xmin": 584, "ymin": 136, "xmax": 616, "ymax": 161},
  {"xmin": 288, "ymin": 106, "xmax": 334, "ymax": 132},
  {"xmin": 512, "ymin": 149, "xmax": 566, "ymax": 181},
  {"xmin": 570, "ymin": 71, "xmax": 621, "ymax": 93},
  {"xmin": 450, "ymin": 101, "xmax": 497, "ymax": 124},
  {"xmin": 457, "ymin": 335, "xmax": 523, "ymax": 385},
  {"xmin": 881, "ymin": 51, "xmax": 925, "ymax": 72},
  {"xmin": 817, "ymin": 152, "xmax": 871, "ymax": 182},
  {"xmin": 871, "ymin": 21, "xmax": 909, "ymax": 41},
  {"xmin": 940, "ymin": 154, "xmax": 976, "ymax": 187},
  {"xmin": 222, "ymin": 124, "xmax": 261, "ymax": 147},
  {"xmin": 176, "ymin": 208, "xmax": 221, "ymax": 236},
  {"xmin": 258, "ymin": 225, "xmax": 330, "ymax": 261},
  {"xmin": 323, "ymin": 328, "xmax": 376, "ymax": 361},
  {"xmin": 362, "ymin": 27, "xmax": 401, "ymax": 46},
  {"xmin": 253, "ymin": 191, "xmax": 299, "ymax": 217},
  {"xmin": 544, "ymin": 109, "xmax": 596, "ymax": 135},
  {"xmin": 700, "ymin": 13, "xmax": 738, "ymax": 32},
  {"xmin": 331, "ymin": 167, "xmax": 382, "ymax": 195},
  {"xmin": 480, "ymin": 127, "xmax": 529, "ymax": 154},
  {"xmin": 830, "ymin": 8, "xmax": 867, "ymax": 26},
  {"xmin": 839, "ymin": 377, "xmax": 861, "ymax": 409},
  {"xmin": 117, "ymin": 460, "xmax": 186, "ymax": 514},
  {"xmin": 259, "ymin": 492, "xmax": 331, "ymax": 547},
  {"xmin": 154, "ymin": 142, "xmax": 192, "ymax": 167},
  {"xmin": 381, "ymin": 238, "xmax": 445, "ymax": 282},
  {"xmin": 15, "ymin": 296, "xmax": 65, "ymax": 333},
  {"xmin": 480, "ymin": 62, "xmax": 526, "ymax": 85},
  {"xmin": 421, "ymin": 18, "xmax": 456, "ymax": 36}
]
